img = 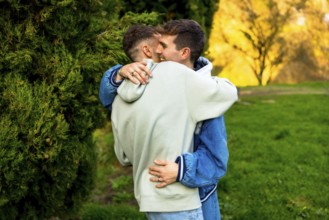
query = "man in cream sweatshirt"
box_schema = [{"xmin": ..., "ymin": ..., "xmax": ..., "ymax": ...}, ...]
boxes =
[{"xmin": 110, "ymin": 24, "xmax": 237, "ymax": 219}]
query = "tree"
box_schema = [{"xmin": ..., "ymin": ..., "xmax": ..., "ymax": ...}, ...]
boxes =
[
  {"xmin": 0, "ymin": 0, "xmax": 158, "ymax": 218},
  {"xmin": 212, "ymin": 0, "xmax": 308, "ymax": 85},
  {"xmin": 302, "ymin": 0, "xmax": 329, "ymax": 79},
  {"xmin": 273, "ymin": 0, "xmax": 329, "ymax": 83}
]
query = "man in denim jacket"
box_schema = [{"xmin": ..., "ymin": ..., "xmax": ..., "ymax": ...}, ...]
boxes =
[{"xmin": 100, "ymin": 20, "xmax": 233, "ymax": 220}]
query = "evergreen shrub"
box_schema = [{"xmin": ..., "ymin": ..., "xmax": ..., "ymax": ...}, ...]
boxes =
[{"xmin": 0, "ymin": 0, "xmax": 158, "ymax": 218}]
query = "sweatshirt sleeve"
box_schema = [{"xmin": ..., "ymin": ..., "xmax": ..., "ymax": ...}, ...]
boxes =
[
  {"xmin": 112, "ymin": 125, "xmax": 132, "ymax": 166},
  {"xmin": 99, "ymin": 64, "xmax": 123, "ymax": 111},
  {"xmin": 186, "ymin": 74, "xmax": 238, "ymax": 122},
  {"xmin": 114, "ymin": 142, "xmax": 132, "ymax": 166}
]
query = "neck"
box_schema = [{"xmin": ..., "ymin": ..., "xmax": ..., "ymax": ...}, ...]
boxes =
[
  {"xmin": 182, "ymin": 60, "xmax": 194, "ymax": 70},
  {"xmin": 135, "ymin": 55, "xmax": 149, "ymax": 62}
]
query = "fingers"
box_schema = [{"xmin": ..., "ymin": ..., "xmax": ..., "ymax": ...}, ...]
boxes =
[
  {"xmin": 150, "ymin": 176, "xmax": 161, "ymax": 182},
  {"xmin": 148, "ymin": 159, "xmax": 178, "ymax": 188},
  {"xmin": 149, "ymin": 169, "xmax": 161, "ymax": 178},
  {"xmin": 153, "ymin": 159, "xmax": 168, "ymax": 166},
  {"xmin": 148, "ymin": 159, "xmax": 173, "ymax": 179},
  {"xmin": 149, "ymin": 177, "xmax": 169, "ymax": 188},
  {"xmin": 155, "ymin": 182, "xmax": 168, "ymax": 188},
  {"xmin": 125, "ymin": 72, "xmax": 141, "ymax": 85},
  {"xmin": 120, "ymin": 61, "xmax": 151, "ymax": 85},
  {"xmin": 149, "ymin": 160, "xmax": 165, "ymax": 173}
]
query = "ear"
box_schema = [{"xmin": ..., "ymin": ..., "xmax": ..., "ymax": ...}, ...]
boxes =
[
  {"xmin": 181, "ymin": 47, "xmax": 191, "ymax": 60},
  {"xmin": 142, "ymin": 45, "xmax": 152, "ymax": 58}
]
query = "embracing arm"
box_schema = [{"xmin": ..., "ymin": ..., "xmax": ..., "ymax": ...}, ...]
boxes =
[
  {"xmin": 99, "ymin": 61, "xmax": 152, "ymax": 111},
  {"xmin": 149, "ymin": 116, "xmax": 228, "ymax": 188},
  {"xmin": 99, "ymin": 64, "xmax": 123, "ymax": 111},
  {"xmin": 187, "ymin": 76, "xmax": 238, "ymax": 122},
  {"xmin": 178, "ymin": 116, "xmax": 228, "ymax": 187}
]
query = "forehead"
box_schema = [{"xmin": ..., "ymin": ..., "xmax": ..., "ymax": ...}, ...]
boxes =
[{"xmin": 159, "ymin": 35, "xmax": 177, "ymax": 46}]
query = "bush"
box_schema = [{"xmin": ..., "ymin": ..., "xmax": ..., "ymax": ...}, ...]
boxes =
[{"xmin": 0, "ymin": 0, "xmax": 158, "ymax": 218}]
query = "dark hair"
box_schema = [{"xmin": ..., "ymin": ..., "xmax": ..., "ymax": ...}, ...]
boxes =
[
  {"xmin": 157, "ymin": 19, "xmax": 205, "ymax": 63},
  {"xmin": 123, "ymin": 24, "xmax": 157, "ymax": 61}
]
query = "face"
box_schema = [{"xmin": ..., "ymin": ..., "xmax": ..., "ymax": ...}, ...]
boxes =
[{"xmin": 156, "ymin": 35, "xmax": 185, "ymax": 64}]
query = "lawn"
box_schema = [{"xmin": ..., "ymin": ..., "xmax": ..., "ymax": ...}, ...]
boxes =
[
  {"xmin": 81, "ymin": 82, "xmax": 329, "ymax": 220},
  {"xmin": 221, "ymin": 89, "xmax": 329, "ymax": 219}
]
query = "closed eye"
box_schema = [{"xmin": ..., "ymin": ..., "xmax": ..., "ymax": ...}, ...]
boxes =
[{"xmin": 159, "ymin": 41, "xmax": 167, "ymax": 49}]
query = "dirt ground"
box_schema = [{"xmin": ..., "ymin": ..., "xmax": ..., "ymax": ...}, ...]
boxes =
[{"xmin": 238, "ymin": 84, "xmax": 329, "ymax": 97}]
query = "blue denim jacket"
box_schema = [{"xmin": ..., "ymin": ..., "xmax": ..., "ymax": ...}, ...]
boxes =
[
  {"xmin": 99, "ymin": 60, "xmax": 228, "ymax": 203},
  {"xmin": 175, "ymin": 116, "xmax": 228, "ymax": 202},
  {"xmin": 99, "ymin": 64, "xmax": 122, "ymax": 111}
]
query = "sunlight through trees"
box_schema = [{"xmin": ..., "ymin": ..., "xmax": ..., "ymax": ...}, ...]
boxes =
[{"xmin": 208, "ymin": 0, "xmax": 329, "ymax": 86}]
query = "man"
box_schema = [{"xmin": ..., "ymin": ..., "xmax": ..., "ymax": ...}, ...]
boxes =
[
  {"xmin": 99, "ymin": 21, "xmax": 236, "ymax": 219},
  {"xmin": 149, "ymin": 20, "xmax": 230, "ymax": 220}
]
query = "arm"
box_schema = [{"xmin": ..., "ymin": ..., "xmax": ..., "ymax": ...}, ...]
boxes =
[
  {"xmin": 178, "ymin": 116, "xmax": 228, "ymax": 187},
  {"xmin": 99, "ymin": 64, "xmax": 123, "ymax": 111},
  {"xmin": 187, "ymin": 75, "xmax": 238, "ymax": 122},
  {"xmin": 149, "ymin": 116, "xmax": 228, "ymax": 188},
  {"xmin": 99, "ymin": 61, "xmax": 152, "ymax": 111}
]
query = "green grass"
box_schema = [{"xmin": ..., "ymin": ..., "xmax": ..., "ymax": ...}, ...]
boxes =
[
  {"xmin": 221, "ymin": 89, "xmax": 329, "ymax": 219},
  {"xmin": 81, "ymin": 204, "xmax": 145, "ymax": 220},
  {"xmin": 82, "ymin": 82, "xmax": 329, "ymax": 219}
]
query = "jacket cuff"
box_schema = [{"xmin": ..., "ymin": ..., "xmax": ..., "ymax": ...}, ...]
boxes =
[
  {"xmin": 175, "ymin": 155, "xmax": 185, "ymax": 182},
  {"xmin": 110, "ymin": 65, "xmax": 123, "ymax": 87}
]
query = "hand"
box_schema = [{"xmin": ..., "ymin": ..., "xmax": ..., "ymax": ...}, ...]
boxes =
[
  {"xmin": 148, "ymin": 160, "xmax": 178, "ymax": 188},
  {"xmin": 116, "ymin": 61, "xmax": 152, "ymax": 85}
]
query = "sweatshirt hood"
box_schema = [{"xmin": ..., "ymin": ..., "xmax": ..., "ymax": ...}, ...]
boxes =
[{"xmin": 117, "ymin": 59, "xmax": 156, "ymax": 102}]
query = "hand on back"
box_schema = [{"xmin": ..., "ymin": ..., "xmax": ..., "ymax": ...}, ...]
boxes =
[
  {"xmin": 116, "ymin": 61, "xmax": 152, "ymax": 85},
  {"xmin": 149, "ymin": 159, "xmax": 179, "ymax": 188}
]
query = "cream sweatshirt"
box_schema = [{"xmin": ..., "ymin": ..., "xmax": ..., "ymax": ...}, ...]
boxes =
[{"xmin": 111, "ymin": 60, "xmax": 237, "ymax": 212}]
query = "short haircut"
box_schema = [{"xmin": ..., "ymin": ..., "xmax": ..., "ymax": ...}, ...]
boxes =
[
  {"xmin": 123, "ymin": 24, "xmax": 157, "ymax": 61},
  {"xmin": 156, "ymin": 19, "xmax": 205, "ymax": 63}
]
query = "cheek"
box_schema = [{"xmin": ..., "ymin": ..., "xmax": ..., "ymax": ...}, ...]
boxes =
[
  {"xmin": 156, "ymin": 44, "xmax": 163, "ymax": 53},
  {"xmin": 166, "ymin": 51, "xmax": 179, "ymax": 60},
  {"xmin": 163, "ymin": 49, "xmax": 174, "ymax": 57}
]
